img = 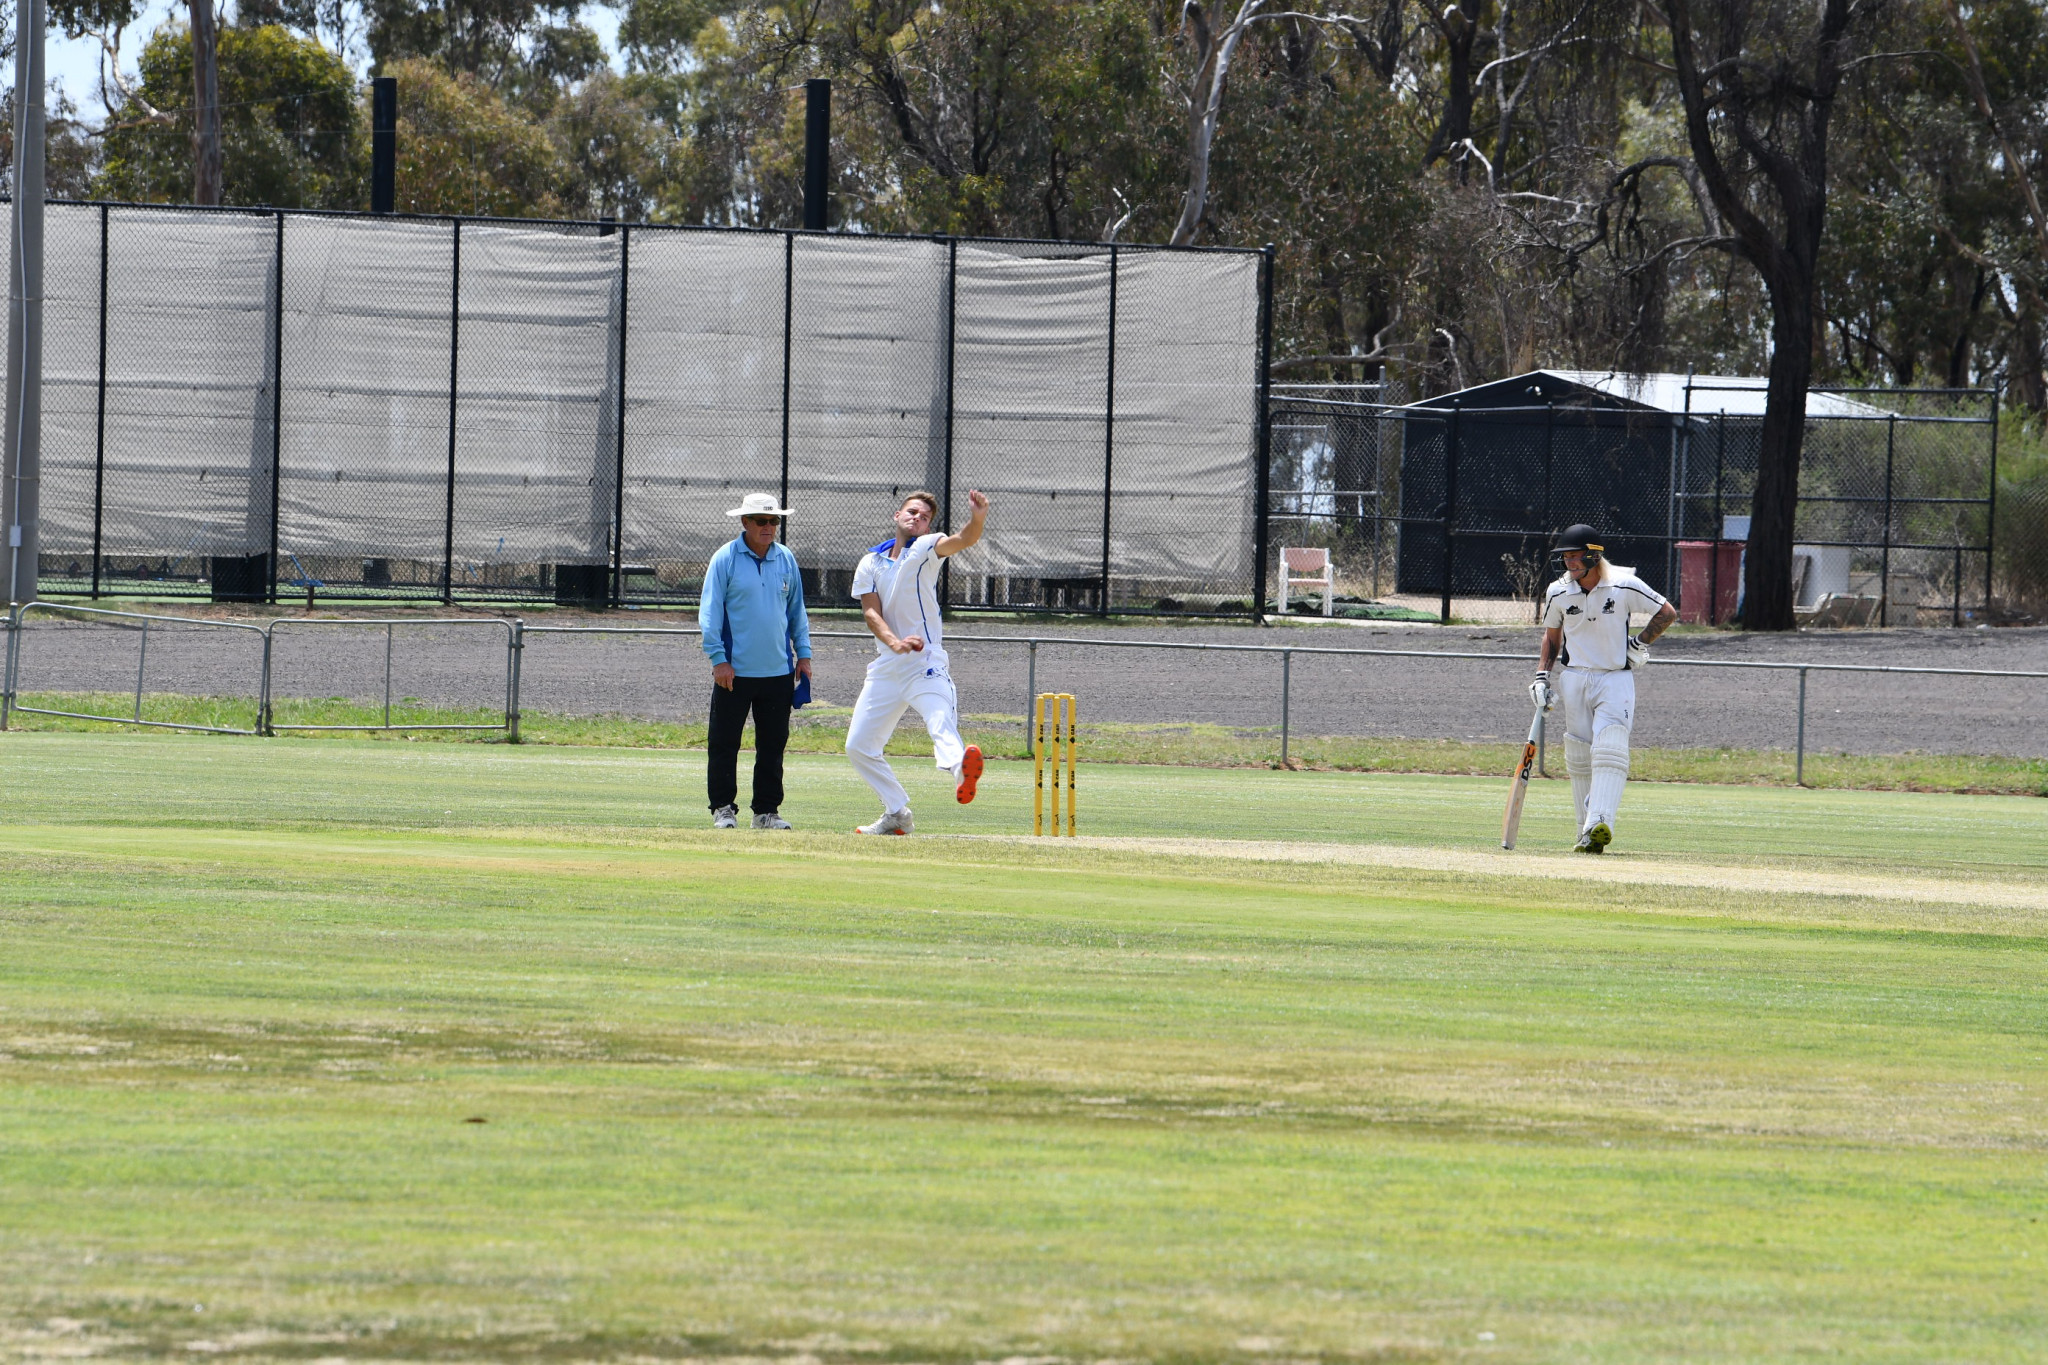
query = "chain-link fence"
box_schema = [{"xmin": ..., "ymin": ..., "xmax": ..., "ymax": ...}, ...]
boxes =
[
  {"xmin": 16, "ymin": 202, "xmax": 1273, "ymax": 617},
  {"xmin": 1267, "ymin": 379, "xmax": 2007, "ymax": 625}
]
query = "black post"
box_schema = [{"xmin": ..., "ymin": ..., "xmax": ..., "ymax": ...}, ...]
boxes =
[
  {"xmin": 803, "ymin": 80, "xmax": 830, "ymax": 231},
  {"xmin": 1441, "ymin": 399, "xmax": 1460, "ymax": 625},
  {"xmin": 940, "ymin": 236, "xmax": 958, "ymax": 609},
  {"xmin": 1879, "ymin": 412, "xmax": 1894, "ymax": 626},
  {"xmin": 1985, "ymin": 389, "xmax": 1999, "ymax": 613},
  {"xmin": 90, "ymin": 203, "xmax": 107, "ymax": 599},
  {"xmin": 611, "ymin": 223, "xmax": 629, "ymax": 606},
  {"xmin": 268, "ymin": 211, "xmax": 284, "ymax": 603},
  {"xmin": 779, "ymin": 231, "xmax": 793, "ymax": 525},
  {"xmin": 1252, "ymin": 243, "xmax": 1276, "ymax": 620},
  {"xmin": 1953, "ymin": 543, "xmax": 1962, "ymax": 626},
  {"xmin": 1538, "ymin": 400, "xmax": 1553, "ymax": 623},
  {"xmin": 444, "ymin": 219, "xmax": 460, "ymax": 603},
  {"xmin": 371, "ymin": 76, "xmax": 396, "ymax": 215},
  {"xmin": 1100, "ymin": 243, "xmax": 1118, "ymax": 616}
]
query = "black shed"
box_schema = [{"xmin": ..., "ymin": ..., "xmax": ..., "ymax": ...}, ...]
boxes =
[{"xmin": 1393, "ymin": 370, "xmax": 1885, "ymax": 599}]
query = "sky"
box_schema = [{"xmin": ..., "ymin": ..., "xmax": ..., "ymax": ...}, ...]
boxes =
[{"xmin": 41, "ymin": 1, "xmax": 627, "ymax": 126}]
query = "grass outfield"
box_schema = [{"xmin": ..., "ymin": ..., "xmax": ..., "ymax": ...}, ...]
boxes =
[{"xmin": 2, "ymin": 734, "xmax": 2046, "ymax": 1362}]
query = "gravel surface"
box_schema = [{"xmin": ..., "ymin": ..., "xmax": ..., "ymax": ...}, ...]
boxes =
[{"xmin": 9, "ymin": 608, "xmax": 2046, "ymax": 757}]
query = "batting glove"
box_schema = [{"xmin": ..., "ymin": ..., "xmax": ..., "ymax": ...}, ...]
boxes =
[
  {"xmin": 1626, "ymin": 636, "xmax": 1651, "ymax": 670},
  {"xmin": 1528, "ymin": 670, "xmax": 1552, "ymax": 711}
]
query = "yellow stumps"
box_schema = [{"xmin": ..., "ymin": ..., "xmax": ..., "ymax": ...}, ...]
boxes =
[{"xmin": 1033, "ymin": 692, "xmax": 1076, "ymax": 836}]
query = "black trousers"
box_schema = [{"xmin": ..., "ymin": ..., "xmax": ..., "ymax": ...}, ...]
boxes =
[{"xmin": 707, "ymin": 671, "xmax": 795, "ymax": 814}]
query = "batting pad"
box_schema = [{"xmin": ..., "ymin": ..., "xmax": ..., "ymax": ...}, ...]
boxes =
[
  {"xmin": 1564, "ymin": 734, "xmax": 1593, "ymax": 828},
  {"xmin": 1587, "ymin": 726, "xmax": 1631, "ymax": 830}
]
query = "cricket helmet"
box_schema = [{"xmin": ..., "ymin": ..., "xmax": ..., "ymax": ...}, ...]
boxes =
[{"xmin": 1554, "ymin": 523, "xmax": 1604, "ymax": 565}]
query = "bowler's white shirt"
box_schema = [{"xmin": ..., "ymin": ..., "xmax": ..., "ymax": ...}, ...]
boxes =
[
  {"xmin": 852, "ymin": 532, "xmax": 946, "ymax": 661},
  {"xmin": 1542, "ymin": 568, "xmax": 1667, "ymax": 671}
]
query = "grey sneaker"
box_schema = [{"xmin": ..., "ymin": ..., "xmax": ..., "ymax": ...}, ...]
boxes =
[
  {"xmin": 854, "ymin": 807, "xmax": 913, "ymax": 836},
  {"xmin": 712, "ymin": 803, "xmax": 739, "ymax": 829},
  {"xmin": 752, "ymin": 812, "xmax": 793, "ymax": 830},
  {"xmin": 1574, "ymin": 820, "xmax": 1611, "ymax": 854}
]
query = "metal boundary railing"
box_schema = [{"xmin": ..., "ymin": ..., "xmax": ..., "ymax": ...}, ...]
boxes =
[
  {"xmin": 1, "ymin": 602, "xmax": 271, "ymax": 734},
  {"xmin": 0, "ymin": 603, "xmax": 517, "ymax": 737},
  {"xmin": 264, "ymin": 618, "xmax": 519, "ymax": 734},
  {"xmin": 5, "ymin": 604, "xmax": 2045, "ymax": 787}
]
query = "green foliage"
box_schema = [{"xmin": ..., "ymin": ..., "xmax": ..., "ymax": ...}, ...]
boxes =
[
  {"xmin": 0, "ymin": 86, "xmax": 99, "ymax": 200},
  {"xmin": 95, "ymin": 23, "xmax": 360, "ymax": 208},
  {"xmin": 383, "ymin": 54, "xmax": 567, "ymax": 215},
  {"xmin": 38, "ymin": 0, "xmax": 2048, "ymax": 411}
]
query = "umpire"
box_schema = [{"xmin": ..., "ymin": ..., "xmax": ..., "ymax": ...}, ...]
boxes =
[{"xmin": 699, "ymin": 492, "xmax": 813, "ymax": 829}]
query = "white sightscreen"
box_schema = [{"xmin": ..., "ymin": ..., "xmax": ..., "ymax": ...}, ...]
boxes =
[
  {"xmin": 619, "ymin": 229, "xmax": 785, "ymax": 565},
  {"xmin": 101, "ymin": 208, "xmax": 275, "ymax": 559},
  {"xmin": 279, "ymin": 216, "xmax": 453, "ymax": 563},
  {"xmin": 452, "ymin": 226, "xmax": 619, "ymax": 567},
  {"xmin": 1109, "ymin": 250, "xmax": 1263, "ymax": 592},
  {"xmin": 950, "ymin": 245, "xmax": 1112, "ymax": 583},
  {"xmin": 37, "ymin": 203, "xmax": 102, "ymax": 561},
  {"xmin": 784, "ymin": 235, "xmax": 951, "ymax": 580},
  {"xmin": 30, "ymin": 212, "xmax": 1266, "ymax": 605}
]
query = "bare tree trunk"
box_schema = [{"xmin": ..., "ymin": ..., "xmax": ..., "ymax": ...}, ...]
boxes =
[
  {"xmin": 189, "ymin": 0, "xmax": 222, "ymax": 205},
  {"xmin": 1665, "ymin": 0, "xmax": 1854, "ymax": 630},
  {"xmin": 1421, "ymin": 1, "xmax": 1479, "ymax": 176},
  {"xmin": 2008, "ymin": 289, "xmax": 2048, "ymax": 415},
  {"xmin": 1745, "ymin": 292, "xmax": 1816, "ymax": 631},
  {"xmin": 1170, "ymin": 0, "xmax": 1262, "ymax": 246}
]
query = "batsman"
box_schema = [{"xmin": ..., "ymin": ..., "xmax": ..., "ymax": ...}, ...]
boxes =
[{"xmin": 1529, "ymin": 525, "xmax": 1677, "ymax": 854}]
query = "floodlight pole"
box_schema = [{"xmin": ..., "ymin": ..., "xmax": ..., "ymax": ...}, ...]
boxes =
[
  {"xmin": 803, "ymin": 80, "xmax": 830, "ymax": 231},
  {"xmin": 371, "ymin": 76, "xmax": 397, "ymax": 215},
  {"xmin": 3, "ymin": 0, "xmax": 46, "ymax": 606}
]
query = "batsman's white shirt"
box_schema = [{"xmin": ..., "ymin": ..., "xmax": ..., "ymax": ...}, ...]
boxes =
[
  {"xmin": 1541, "ymin": 568, "xmax": 1667, "ymax": 671},
  {"xmin": 1543, "ymin": 567, "xmax": 1666, "ymax": 744},
  {"xmin": 846, "ymin": 532, "xmax": 966, "ymax": 812}
]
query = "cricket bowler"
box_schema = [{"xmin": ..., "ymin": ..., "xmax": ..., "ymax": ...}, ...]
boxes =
[
  {"xmin": 1529, "ymin": 524, "xmax": 1678, "ymax": 853},
  {"xmin": 846, "ymin": 488, "xmax": 992, "ymax": 835}
]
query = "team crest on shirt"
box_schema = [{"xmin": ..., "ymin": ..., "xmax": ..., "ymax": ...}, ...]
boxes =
[
  {"xmin": 1602, "ymin": 598, "xmax": 1616, "ymax": 613},
  {"xmin": 1566, "ymin": 605, "xmax": 1581, "ymax": 615}
]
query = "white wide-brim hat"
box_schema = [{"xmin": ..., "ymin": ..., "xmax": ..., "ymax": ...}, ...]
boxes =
[{"xmin": 726, "ymin": 492, "xmax": 793, "ymax": 518}]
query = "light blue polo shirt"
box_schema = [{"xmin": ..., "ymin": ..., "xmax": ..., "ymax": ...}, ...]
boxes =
[{"xmin": 699, "ymin": 537, "xmax": 811, "ymax": 677}]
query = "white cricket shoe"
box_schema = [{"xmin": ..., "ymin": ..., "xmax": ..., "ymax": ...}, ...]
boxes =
[
  {"xmin": 855, "ymin": 808, "xmax": 914, "ymax": 836},
  {"xmin": 1574, "ymin": 820, "xmax": 1611, "ymax": 854},
  {"xmin": 712, "ymin": 804, "xmax": 739, "ymax": 829},
  {"xmin": 752, "ymin": 812, "xmax": 793, "ymax": 830}
]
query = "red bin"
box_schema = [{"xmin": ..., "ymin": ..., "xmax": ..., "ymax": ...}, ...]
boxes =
[{"xmin": 1677, "ymin": 540, "xmax": 1743, "ymax": 624}]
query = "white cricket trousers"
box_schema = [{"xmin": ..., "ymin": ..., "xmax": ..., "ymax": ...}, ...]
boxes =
[
  {"xmin": 846, "ymin": 653, "xmax": 967, "ymax": 814},
  {"xmin": 1558, "ymin": 666, "xmax": 1635, "ymax": 833}
]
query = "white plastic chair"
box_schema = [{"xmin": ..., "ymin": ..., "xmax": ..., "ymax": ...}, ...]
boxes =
[{"xmin": 1278, "ymin": 546, "xmax": 1335, "ymax": 616}]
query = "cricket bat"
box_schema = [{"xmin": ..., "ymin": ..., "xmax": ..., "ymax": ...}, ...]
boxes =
[{"xmin": 1501, "ymin": 702, "xmax": 1543, "ymax": 850}]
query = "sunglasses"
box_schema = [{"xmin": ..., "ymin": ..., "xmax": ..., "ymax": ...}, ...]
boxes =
[{"xmin": 743, "ymin": 516, "xmax": 782, "ymax": 528}]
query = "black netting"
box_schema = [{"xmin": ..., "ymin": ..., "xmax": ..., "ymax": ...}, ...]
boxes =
[{"xmin": 1291, "ymin": 385, "xmax": 1998, "ymax": 623}]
